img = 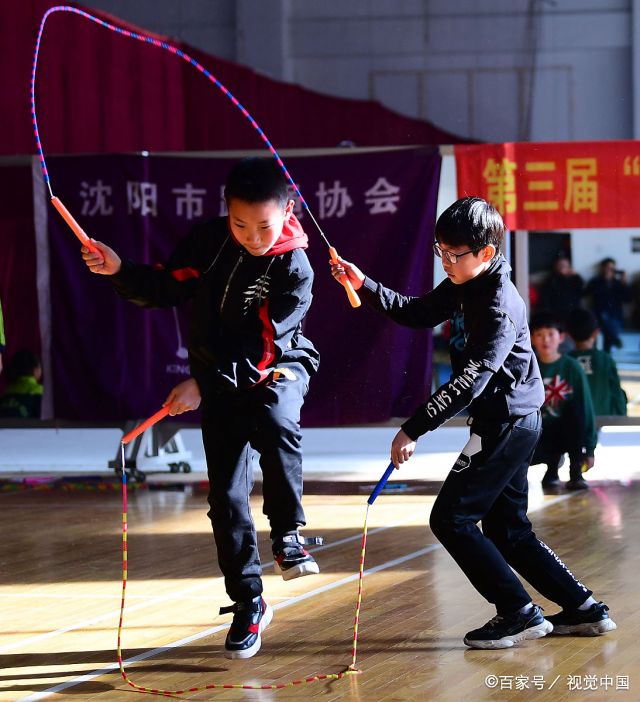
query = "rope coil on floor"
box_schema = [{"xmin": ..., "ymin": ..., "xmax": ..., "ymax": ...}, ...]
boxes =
[{"xmin": 115, "ymin": 422, "xmax": 393, "ymax": 696}]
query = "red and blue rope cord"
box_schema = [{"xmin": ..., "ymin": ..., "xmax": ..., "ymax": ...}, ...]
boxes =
[
  {"xmin": 32, "ymin": 6, "xmax": 362, "ymax": 306},
  {"xmin": 30, "ymin": 5, "xmax": 331, "ymax": 247}
]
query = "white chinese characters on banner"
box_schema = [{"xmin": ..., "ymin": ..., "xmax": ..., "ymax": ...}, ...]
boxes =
[
  {"xmin": 172, "ymin": 183, "xmax": 207, "ymax": 220},
  {"xmin": 127, "ymin": 181, "xmax": 158, "ymax": 217},
  {"xmin": 79, "ymin": 180, "xmax": 113, "ymax": 216},
  {"xmin": 316, "ymin": 180, "xmax": 353, "ymax": 219},
  {"xmin": 74, "ymin": 175, "xmax": 402, "ymax": 222},
  {"xmin": 365, "ymin": 177, "xmax": 400, "ymax": 214}
]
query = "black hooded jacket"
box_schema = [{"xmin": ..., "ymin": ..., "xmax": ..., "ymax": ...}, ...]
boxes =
[
  {"xmin": 360, "ymin": 254, "xmax": 544, "ymax": 439},
  {"xmin": 110, "ymin": 215, "xmax": 319, "ymax": 398}
]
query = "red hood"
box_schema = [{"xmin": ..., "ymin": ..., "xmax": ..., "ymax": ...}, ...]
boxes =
[
  {"xmin": 266, "ymin": 213, "xmax": 309, "ymax": 255},
  {"xmin": 229, "ymin": 213, "xmax": 309, "ymax": 255}
]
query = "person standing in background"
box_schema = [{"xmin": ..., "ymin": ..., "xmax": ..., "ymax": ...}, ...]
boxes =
[
  {"xmin": 537, "ymin": 255, "xmax": 584, "ymax": 325},
  {"xmin": 585, "ymin": 258, "xmax": 632, "ymax": 353}
]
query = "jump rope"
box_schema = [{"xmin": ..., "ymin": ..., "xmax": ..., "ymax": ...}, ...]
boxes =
[
  {"xmin": 120, "ymin": 416, "xmax": 395, "ymax": 695},
  {"xmin": 31, "ymin": 5, "xmax": 361, "ymax": 309},
  {"xmin": 31, "ymin": 6, "xmax": 396, "ymax": 695}
]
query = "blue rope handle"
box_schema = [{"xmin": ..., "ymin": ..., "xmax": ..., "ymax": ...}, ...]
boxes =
[{"xmin": 367, "ymin": 461, "xmax": 396, "ymax": 505}]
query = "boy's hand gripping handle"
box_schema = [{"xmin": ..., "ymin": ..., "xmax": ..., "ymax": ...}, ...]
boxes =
[
  {"xmin": 51, "ymin": 196, "xmax": 101, "ymax": 256},
  {"xmin": 121, "ymin": 407, "xmax": 170, "ymax": 445},
  {"xmin": 367, "ymin": 462, "xmax": 395, "ymax": 505},
  {"xmin": 329, "ymin": 247, "xmax": 361, "ymax": 308}
]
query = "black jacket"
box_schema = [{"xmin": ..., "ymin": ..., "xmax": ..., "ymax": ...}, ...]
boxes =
[
  {"xmin": 361, "ymin": 254, "xmax": 544, "ymax": 438},
  {"xmin": 111, "ymin": 216, "xmax": 319, "ymax": 398}
]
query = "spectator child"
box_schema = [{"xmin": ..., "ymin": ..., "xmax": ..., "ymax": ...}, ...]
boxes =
[
  {"xmin": 530, "ymin": 313, "xmax": 597, "ymax": 490},
  {"xmin": 567, "ymin": 308, "xmax": 627, "ymax": 416},
  {"xmin": 0, "ymin": 349, "xmax": 43, "ymax": 418}
]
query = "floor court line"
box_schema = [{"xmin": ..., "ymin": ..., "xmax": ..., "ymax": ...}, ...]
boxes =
[
  {"xmin": 16, "ymin": 544, "xmax": 443, "ymax": 702},
  {"xmin": 1, "ymin": 494, "xmax": 568, "ymax": 602},
  {"xmin": 0, "ymin": 580, "xmax": 219, "ymax": 655},
  {"xmin": 14, "ymin": 491, "xmax": 575, "ymax": 701},
  {"xmin": 2, "ymin": 508, "xmax": 427, "ymax": 654}
]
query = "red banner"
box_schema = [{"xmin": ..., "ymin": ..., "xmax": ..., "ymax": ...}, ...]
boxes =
[{"xmin": 455, "ymin": 141, "xmax": 640, "ymax": 230}]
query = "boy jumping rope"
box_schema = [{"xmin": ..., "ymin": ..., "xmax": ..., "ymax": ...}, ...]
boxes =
[
  {"xmin": 82, "ymin": 157, "xmax": 321, "ymax": 659},
  {"xmin": 330, "ymin": 197, "xmax": 615, "ymax": 649}
]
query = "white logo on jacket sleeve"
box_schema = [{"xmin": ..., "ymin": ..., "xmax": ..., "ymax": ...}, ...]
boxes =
[
  {"xmin": 424, "ymin": 359, "xmax": 483, "ymax": 418},
  {"xmin": 243, "ymin": 274, "xmax": 271, "ymax": 312}
]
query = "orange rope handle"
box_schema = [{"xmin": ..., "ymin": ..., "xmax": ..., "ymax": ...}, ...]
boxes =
[
  {"xmin": 115, "ymin": 454, "xmax": 368, "ymax": 695},
  {"xmin": 329, "ymin": 247, "xmax": 361, "ymax": 308},
  {"xmin": 50, "ymin": 196, "xmax": 102, "ymax": 255},
  {"xmin": 121, "ymin": 407, "xmax": 170, "ymax": 445}
]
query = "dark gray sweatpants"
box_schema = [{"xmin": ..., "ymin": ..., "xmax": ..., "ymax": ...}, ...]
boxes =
[{"xmin": 201, "ymin": 364, "xmax": 309, "ymax": 602}]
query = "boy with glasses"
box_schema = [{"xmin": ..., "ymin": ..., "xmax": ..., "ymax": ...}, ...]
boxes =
[{"xmin": 330, "ymin": 197, "xmax": 615, "ymax": 649}]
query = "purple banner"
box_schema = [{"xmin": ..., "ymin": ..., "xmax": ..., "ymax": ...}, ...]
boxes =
[{"xmin": 43, "ymin": 148, "xmax": 440, "ymax": 425}]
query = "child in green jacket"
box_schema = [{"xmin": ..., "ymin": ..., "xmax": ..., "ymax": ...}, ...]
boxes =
[
  {"xmin": 567, "ymin": 308, "xmax": 627, "ymax": 416},
  {"xmin": 0, "ymin": 350, "xmax": 43, "ymax": 418},
  {"xmin": 530, "ymin": 312, "xmax": 597, "ymax": 490}
]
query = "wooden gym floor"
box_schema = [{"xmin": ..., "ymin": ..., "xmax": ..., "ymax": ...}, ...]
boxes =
[{"xmin": 0, "ymin": 477, "xmax": 637, "ymax": 701}]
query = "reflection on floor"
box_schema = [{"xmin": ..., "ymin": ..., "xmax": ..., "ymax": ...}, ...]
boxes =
[{"xmin": 1, "ymin": 471, "xmax": 637, "ymax": 700}]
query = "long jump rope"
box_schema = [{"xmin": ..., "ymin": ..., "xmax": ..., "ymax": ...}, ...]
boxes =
[{"xmin": 32, "ymin": 6, "xmax": 396, "ymax": 695}]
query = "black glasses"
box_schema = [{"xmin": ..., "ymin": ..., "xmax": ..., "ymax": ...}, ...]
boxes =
[{"xmin": 433, "ymin": 242, "xmax": 483, "ymax": 264}]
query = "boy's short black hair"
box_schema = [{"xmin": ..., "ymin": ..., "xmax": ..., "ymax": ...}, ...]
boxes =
[
  {"xmin": 530, "ymin": 311, "xmax": 564, "ymax": 334},
  {"xmin": 224, "ymin": 157, "xmax": 290, "ymax": 208},
  {"xmin": 435, "ymin": 197, "xmax": 504, "ymax": 252},
  {"xmin": 566, "ymin": 308, "xmax": 598, "ymax": 342},
  {"xmin": 6, "ymin": 349, "xmax": 41, "ymax": 382}
]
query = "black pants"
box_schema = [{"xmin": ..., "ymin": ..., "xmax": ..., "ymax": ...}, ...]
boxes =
[
  {"xmin": 429, "ymin": 411, "xmax": 592, "ymax": 613},
  {"xmin": 532, "ymin": 401, "xmax": 587, "ymax": 481},
  {"xmin": 201, "ymin": 364, "xmax": 309, "ymax": 602}
]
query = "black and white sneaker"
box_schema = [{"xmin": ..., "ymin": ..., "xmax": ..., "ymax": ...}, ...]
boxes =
[
  {"xmin": 464, "ymin": 605, "xmax": 553, "ymax": 649},
  {"xmin": 272, "ymin": 532, "xmax": 322, "ymax": 581},
  {"xmin": 547, "ymin": 602, "xmax": 616, "ymax": 636},
  {"xmin": 219, "ymin": 596, "xmax": 273, "ymax": 659}
]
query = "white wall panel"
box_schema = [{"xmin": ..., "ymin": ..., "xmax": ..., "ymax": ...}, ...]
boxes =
[
  {"xmin": 371, "ymin": 72, "xmax": 422, "ymax": 119},
  {"xmin": 422, "ymin": 71, "xmax": 471, "ymax": 137},
  {"xmin": 84, "ymin": 0, "xmax": 635, "ymax": 142}
]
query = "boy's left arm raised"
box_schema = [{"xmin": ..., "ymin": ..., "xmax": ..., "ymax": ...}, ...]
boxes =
[{"xmin": 330, "ymin": 255, "xmax": 455, "ymax": 328}]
